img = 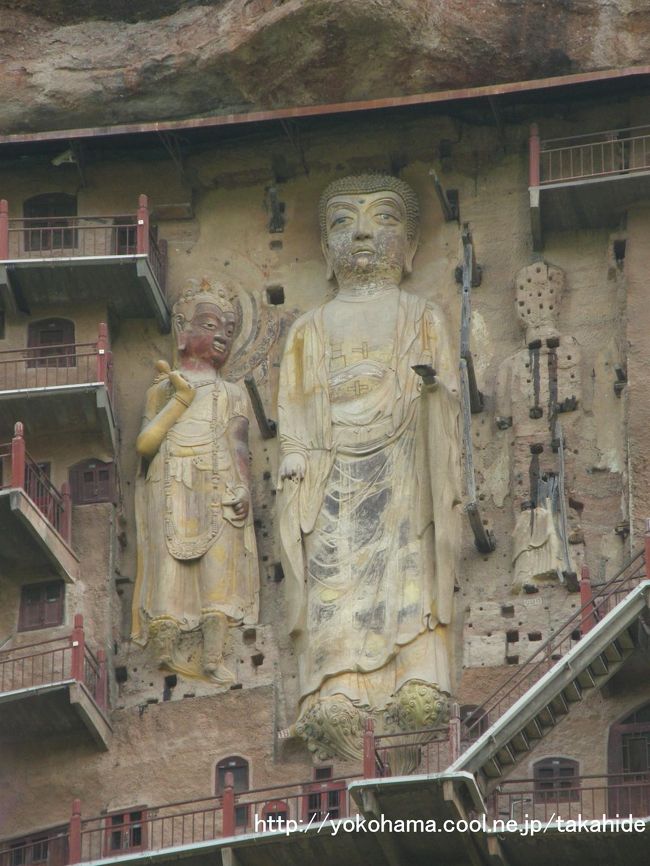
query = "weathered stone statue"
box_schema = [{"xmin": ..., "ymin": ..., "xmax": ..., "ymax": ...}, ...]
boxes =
[
  {"xmin": 496, "ymin": 262, "xmax": 582, "ymax": 592},
  {"xmin": 278, "ymin": 174, "xmax": 461, "ymax": 762},
  {"xmin": 132, "ymin": 280, "xmax": 259, "ymax": 684}
]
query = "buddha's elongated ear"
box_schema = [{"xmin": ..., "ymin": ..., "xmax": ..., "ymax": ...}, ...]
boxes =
[
  {"xmin": 321, "ymin": 235, "xmax": 335, "ymax": 281},
  {"xmin": 403, "ymin": 230, "xmax": 420, "ymax": 275}
]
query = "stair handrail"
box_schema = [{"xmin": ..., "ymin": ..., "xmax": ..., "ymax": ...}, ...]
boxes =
[{"xmin": 462, "ymin": 547, "xmax": 646, "ymax": 743}]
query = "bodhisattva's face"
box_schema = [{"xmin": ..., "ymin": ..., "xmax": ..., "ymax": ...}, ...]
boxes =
[
  {"xmin": 179, "ymin": 302, "xmax": 236, "ymax": 369},
  {"xmin": 323, "ymin": 190, "xmax": 413, "ymax": 285}
]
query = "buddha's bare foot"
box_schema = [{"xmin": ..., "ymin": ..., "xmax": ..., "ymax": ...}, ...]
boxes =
[
  {"xmin": 149, "ymin": 618, "xmax": 179, "ymax": 669},
  {"xmin": 201, "ymin": 612, "xmax": 234, "ymax": 686},
  {"xmin": 204, "ymin": 660, "xmax": 235, "ymax": 686}
]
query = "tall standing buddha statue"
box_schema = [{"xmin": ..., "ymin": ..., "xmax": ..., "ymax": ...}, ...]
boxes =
[{"xmin": 278, "ymin": 174, "xmax": 462, "ymax": 762}]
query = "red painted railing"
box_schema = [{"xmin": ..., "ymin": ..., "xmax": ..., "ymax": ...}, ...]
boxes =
[
  {"xmin": 0, "ymin": 830, "xmax": 69, "ymax": 866},
  {"xmin": 367, "ymin": 719, "xmax": 456, "ymax": 778},
  {"xmin": 0, "ymin": 195, "xmax": 166, "ymax": 294},
  {"xmin": 0, "ymin": 323, "xmax": 114, "ymax": 402},
  {"xmin": 529, "ymin": 123, "xmax": 650, "ymax": 187},
  {"xmin": 0, "ymin": 614, "xmax": 107, "ymax": 709},
  {"xmin": 0, "ymin": 422, "xmax": 72, "ymax": 542},
  {"xmin": 5, "ymin": 765, "xmax": 650, "ymax": 864},
  {"xmin": 460, "ymin": 540, "xmax": 648, "ymax": 743},
  {"xmin": 489, "ymin": 772, "xmax": 650, "ymax": 823},
  {"xmin": 68, "ymin": 771, "xmax": 360, "ymax": 862}
]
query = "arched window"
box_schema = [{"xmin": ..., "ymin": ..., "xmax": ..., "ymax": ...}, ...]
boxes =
[
  {"xmin": 69, "ymin": 459, "xmax": 115, "ymax": 505},
  {"xmin": 533, "ymin": 757, "xmax": 580, "ymax": 801},
  {"xmin": 608, "ymin": 701, "xmax": 650, "ymax": 816},
  {"xmin": 216, "ymin": 756, "xmax": 250, "ymax": 831},
  {"xmin": 610, "ymin": 703, "xmax": 650, "ymax": 774},
  {"xmin": 23, "ymin": 193, "xmax": 77, "ymax": 252},
  {"xmin": 27, "ymin": 318, "xmax": 75, "ymax": 368}
]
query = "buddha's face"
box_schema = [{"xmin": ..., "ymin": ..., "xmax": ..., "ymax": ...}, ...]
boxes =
[
  {"xmin": 323, "ymin": 190, "xmax": 413, "ymax": 284},
  {"xmin": 178, "ymin": 302, "xmax": 235, "ymax": 368}
]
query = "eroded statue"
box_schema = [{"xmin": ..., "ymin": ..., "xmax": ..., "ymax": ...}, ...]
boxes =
[
  {"xmin": 277, "ymin": 174, "xmax": 461, "ymax": 764},
  {"xmin": 496, "ymin": 262, "xmax": 583, "ymax": 592},
  {"xmin": 132, "ymin": 280, "xmax": 259, "ymax": 684}
]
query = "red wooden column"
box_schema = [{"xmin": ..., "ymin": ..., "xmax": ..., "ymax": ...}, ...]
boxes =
[
  {"xmin": 70, "ymin": 614, "xmax": 86, "ymax": 683},
  {"xmin": 60, "ymin": 481, "xmax": 72, "ymax": 543},
  {"xmin": 96, "ymin": 323, "xmax": 109, "ymax": 385},
  {"xmin": 97, "ymin": 649, "xmax": 108, "ymax": 710},
  {"xmin": 529, "ymin": 123, "xmax": 541, "ymax": 188},
  {"xmin": 11, "ymin": 421, "xmax": 25, "ymax": 490},
  {"xmin": 362, "ymin": 717, "xmax": 376, "ymax": 778},
  {"xmin": 0, "ymin": 199, "xmax": 8, "ymax": 259},
  {"xmin": 69, "ymin": 799, "xmax": 82, "ymax": 864},
  {"xmin": 579, "ymin": 565, "xmax": 597, "ymax": 635},
  {"xmin": 222, "ymin": 771, "xmax": 236, "ymax": 837},
  {"xmin": 136, "ymin": 194, "xmax": 150, "ymax": 255}
]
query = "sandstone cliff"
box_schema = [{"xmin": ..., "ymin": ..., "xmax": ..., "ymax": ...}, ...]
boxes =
[{"xmin": 1, "ymin": 0, "xmax": 649, "ymax": 133}]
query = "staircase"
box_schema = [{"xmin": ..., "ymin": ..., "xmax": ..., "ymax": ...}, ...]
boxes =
[{"xmin": 451, "ymin": 543, "xmax": 650, "ymax": 792}]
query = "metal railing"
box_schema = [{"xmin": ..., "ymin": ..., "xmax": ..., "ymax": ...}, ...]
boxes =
[
  {"xmin": 460, "ymin": 547, "xmax": 647, "ymax": 743},
  {"xmin": 4, "ymin": 769, "xmax": 649, "ymax": 866},
  {"xmin": 0, "ymin": 634, "xmax": 71, "ymax": 693},
  {"xmin": 68, "ymin": 771, "xmax": 360, "ymax": 862},
  {"xmin": 530, "ymin": 123, "xmax": 650, "ymax": 187},
  {"xmin": 489, "ymin": 772, "xmax": 650, "ymax": 823},
  {"xmin": 0, "ymin": 830, "xmax": 69, "ymax": 866},
  {"xmin": 0, "ymin": 422, "xmax": 71, "ymax": 542},
  {"xmin": 231, "ymin": 773, "xmax": 360, "ymax": 833},
  {"xmin": 0, "ymin": 195, "xmax": 167, "ymax": 295},
  {"xmin": 371, "ymin": 726, "xmax": 455, "ymax": 777},
  {"xmin": 0, "ymin": 615, "xmax": 107, "ymax": 709},
  {"xmin": 0, "ymin": 324, "xmax": 113, "ymax": 401}
]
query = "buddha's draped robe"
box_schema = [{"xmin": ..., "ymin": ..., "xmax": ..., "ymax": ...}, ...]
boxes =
[{"xmin": 278, "ymin": 291, "xmax": 461, "ymax": 711}]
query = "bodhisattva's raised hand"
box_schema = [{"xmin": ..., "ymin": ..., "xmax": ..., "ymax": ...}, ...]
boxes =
[
  {"xmin": 154, "ymin": 360, "xmax": 196, "ymax": 408},
  {"xmin": 136, "ymin": 361, "xmax": 196, "ymax": 460}
]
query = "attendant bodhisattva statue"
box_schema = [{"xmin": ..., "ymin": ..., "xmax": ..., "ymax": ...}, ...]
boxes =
[{"xmin": 132, "ymin": 281, "xmax": 259, "ymax": 685}]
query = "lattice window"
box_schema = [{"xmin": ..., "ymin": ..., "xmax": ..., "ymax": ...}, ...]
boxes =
[
  {"xmin": 104, "ymin": 810, "xmax": 147, "ymax": 855},
  {"xmin": 302, "ymin": 766, "xmax": 345, "ymax": 822},
  {"xmin": 23, "ymin": 193, "xmax": 77, "ymax": 252},
  {"xmin": 18, "ymin": 581, "xmax": 64, "ymax": 632},
  {"xmin": 533, "ymin": 757, "xmax": 580, "ymax": 801},
  {"xmin": 69, "ymin": 459, "xmax": 115, "ymax": 505},
  {"xmin": 27, "ymin": 318, "xmax": 76, "ymax": 368},
  {"xmin": 6, "ymin": 831, "xmax": 67, "ymax": 866}
]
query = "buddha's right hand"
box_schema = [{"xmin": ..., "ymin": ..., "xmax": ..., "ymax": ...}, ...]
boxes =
[
  {"xmin": 154, "ymin": 360, "xmax": 196, "ymax": 406},
  {"xmin": 279, "ymin": 452, "xmax": 306, "ymax": 481}
]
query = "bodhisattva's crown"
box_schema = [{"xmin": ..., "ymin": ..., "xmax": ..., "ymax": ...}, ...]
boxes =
[{"xmin": 173, "ymin": 278, "xmax": 236, "ymax": 323}]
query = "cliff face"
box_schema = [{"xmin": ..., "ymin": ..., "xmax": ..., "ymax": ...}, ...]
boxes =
[{"xmin": 1, "ymin": 0, "xmax": 649, "ymax": 133}]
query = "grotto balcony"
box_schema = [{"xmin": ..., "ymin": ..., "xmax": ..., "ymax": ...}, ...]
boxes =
[
  {"xmin": 528, "ymin": 122, "xmax": 650, "ymax": 249},
  {"xmin": 0, "ymin": 614, "xmax": 110, "ymax": 750},
  {"xmin": 0, "ymin": 323, "xmax": 117, "ymax": 452},
  {"xmin": 482, "ymin": 771, "xmax": 650, "ymax": 866},
  {"xmin": 5, "ymin": 760, "xmax": 650, "ymax": 866},
  {"xmin": 0, "ymin": 423, "xmax": 79, "ymax": 581},
  {"xmin": 0, "ymin": 195, "xmax": 170, "ymax": 332}
]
